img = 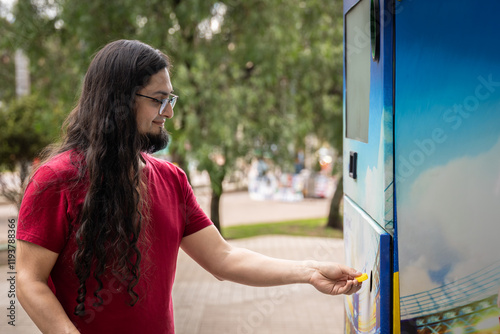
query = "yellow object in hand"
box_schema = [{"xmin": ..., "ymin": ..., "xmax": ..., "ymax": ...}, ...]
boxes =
[{"xmin": 356, "ymin": 273, "xmax": 369, "ymax": 283}]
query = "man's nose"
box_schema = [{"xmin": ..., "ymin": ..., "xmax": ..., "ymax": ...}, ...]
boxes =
[{"xmin": 163, "ymin": 103, "xmax": 174, "ymax": 119}]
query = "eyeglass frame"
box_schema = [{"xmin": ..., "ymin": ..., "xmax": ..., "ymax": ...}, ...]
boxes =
[{"xmin": 136, "ymin": 93, "xmax": 178, "ymax": 115}]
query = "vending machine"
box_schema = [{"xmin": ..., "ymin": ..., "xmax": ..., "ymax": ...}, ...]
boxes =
[{"xmin": 342, "ymin": 0, "xmax": 500, "ymax": 333}]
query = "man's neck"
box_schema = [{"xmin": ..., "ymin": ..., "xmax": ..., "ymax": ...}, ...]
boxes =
[{"xmin": 139, "ymin": 153, "xmax": 146, "ymax": 170}]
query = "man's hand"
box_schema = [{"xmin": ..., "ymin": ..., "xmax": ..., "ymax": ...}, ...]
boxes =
[{"xmin": 309, "ymin": 262, "xmax": 363, "ymax": 295}]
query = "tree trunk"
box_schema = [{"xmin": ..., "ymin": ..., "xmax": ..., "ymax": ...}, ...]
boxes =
[
  {"xmin": 19, "ymin": 160, "xmax": 30, "ymax": 186},
  {"xmin": 326, "ymin": 175, "xmax": 343, "ymax": 230},
  {"xmin": 210, "ymin": 189, "xmax": 221, "ymax": 232},
  {"xmin": 208, "ymin": 166, "xmax": 225, "ymax": 233}
]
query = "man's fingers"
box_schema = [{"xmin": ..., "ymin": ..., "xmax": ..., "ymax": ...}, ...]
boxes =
[
  {"xmin": 337, "ymin": 280, "xmax": 361, "ymax": 295},
  {"xmin": 336, "ymin": 264, "xmax": 363, "ymax": 278}
]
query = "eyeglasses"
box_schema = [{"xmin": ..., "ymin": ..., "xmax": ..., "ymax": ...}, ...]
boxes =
[{"xmin": 136, "ymin": 93, "xmax": 179, "ymax": 115}]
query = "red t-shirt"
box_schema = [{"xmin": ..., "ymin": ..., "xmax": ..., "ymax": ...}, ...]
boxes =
[{"xmin": 17, "ymin": 151, "xmax": 213, "ymax": 333}]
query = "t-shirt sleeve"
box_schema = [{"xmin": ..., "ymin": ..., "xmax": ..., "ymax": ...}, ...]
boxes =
[
  {"xmin": 178, "ymin": 168, "xmax": 213, "ymax": 237},
  {"xmin": 17, "ymin": 165, "xmax": 70, "ymax": 254}
]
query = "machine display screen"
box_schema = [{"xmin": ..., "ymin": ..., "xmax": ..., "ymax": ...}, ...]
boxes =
[{"xmin": 345, "ymin": 0, "xmax": 370, "ymax": 143}]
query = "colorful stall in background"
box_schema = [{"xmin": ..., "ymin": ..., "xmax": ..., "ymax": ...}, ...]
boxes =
[{"xmin": 342, "ymin": 0, "xmax": 500, "ymax": 333}]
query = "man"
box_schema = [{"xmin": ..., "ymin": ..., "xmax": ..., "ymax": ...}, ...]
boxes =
[{"xmin": 16, "ymin": 40, "xmax": 362, "ymax": 334}]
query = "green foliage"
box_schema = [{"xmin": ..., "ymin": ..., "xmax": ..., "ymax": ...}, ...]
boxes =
[
  {"xmin": 165, "ymin": 0, "xmax": 345, "ymax": 179},
  {"xmin": 0, "ymin": 0, "xmax": 345, "ymax": 220},
  {"xmin": 0, "ymin": 93, "xmax": 66, "ymax": 209},
  {"xmin": 0, "ymin": 94, "xmax": 65, "ymax": 170}
]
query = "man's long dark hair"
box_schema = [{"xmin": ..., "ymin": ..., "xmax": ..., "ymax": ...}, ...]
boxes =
[{"xmin": 43, "ymin": 40, "xmax": 169, "ymax": 315}]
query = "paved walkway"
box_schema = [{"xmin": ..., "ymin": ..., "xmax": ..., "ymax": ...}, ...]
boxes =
[
  {"xmin": 173, "ymin": 235, "xmax": 345, "ymax": 334},
  {"xmin": 0, "ymin": 192, "xmax": 346, "ymax": 334}
]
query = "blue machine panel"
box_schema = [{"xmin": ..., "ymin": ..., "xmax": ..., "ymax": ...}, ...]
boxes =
[
  {"xmin": 344, "ymin": 196, "xmax": 391, "ymax": 334},
  {"xmin": 343, "ymin": 0, "xmax": 395, "ymax": 331},
  {"xmin": 343, "ymin": 0, "xmax": 394, "ymax": 234},
  {"xmin": 395, "ymin": 1, "xmax": 500, "ymax": 332}
]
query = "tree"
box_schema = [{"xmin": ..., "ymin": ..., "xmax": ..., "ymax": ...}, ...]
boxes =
[
  {"xmin": 287, "ymin": 0, "xmax": 344, "ymax": 229},
  {"xmin": 0, "ymin": 95, "xmax": 66, "ymax": 208},
  {"xmin": 175, "ymin": 1, "xmax": 313, "ymax": 230},
  {"xmin": 0, "ymin": 0, "xmax": 77, "ymax": 209},
  {"xmin": 2, "ymin": 0, "xmax": 346, "ymax": 232}
]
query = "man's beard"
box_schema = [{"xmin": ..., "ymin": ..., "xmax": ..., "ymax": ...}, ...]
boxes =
[{"xmin": 140, "ymin": 128, "xmax": 169, "ymax": 153}]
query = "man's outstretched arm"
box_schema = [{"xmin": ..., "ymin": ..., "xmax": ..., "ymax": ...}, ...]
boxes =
[{"xmin": 180, "ymin": 225, "xmax": 363, "ymax": 295}]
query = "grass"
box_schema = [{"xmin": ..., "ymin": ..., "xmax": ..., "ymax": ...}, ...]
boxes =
[{"xmin": 221, "ymin": 217, "xmax": 343, "ymax": 240}]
